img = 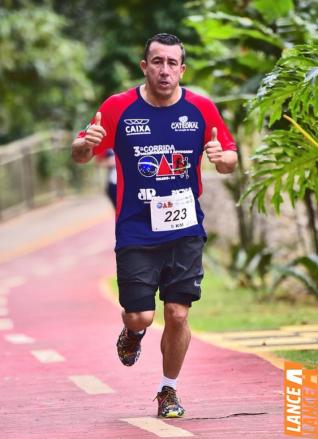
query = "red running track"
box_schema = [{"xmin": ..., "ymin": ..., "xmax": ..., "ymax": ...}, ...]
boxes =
[{"xmin": 0, "ymin": 215, "xmax": 285, "ymax": 438}]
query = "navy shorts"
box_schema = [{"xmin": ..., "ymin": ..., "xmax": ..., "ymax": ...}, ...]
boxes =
[{"xmin": 115, "ymin": 236, "xmax": 204, "ymax": 312}]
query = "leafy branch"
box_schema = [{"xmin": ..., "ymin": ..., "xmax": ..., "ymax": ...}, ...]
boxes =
[{"xmin": 242, "ymin": 44, "xmax": 318, "ymax": 213}]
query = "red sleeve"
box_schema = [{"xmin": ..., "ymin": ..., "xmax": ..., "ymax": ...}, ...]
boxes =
[
  {"xmin": 76, "ymin": 88, "xmax": 138, "ymax": 156},
  {"xmin": 185, "ymin": 90, "xmax": 237, "ymax": 152}
]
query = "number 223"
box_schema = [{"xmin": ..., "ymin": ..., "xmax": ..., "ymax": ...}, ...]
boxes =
[{"xmin": 164, "ymin": 208, "xmax": 187, "ymax": 222}]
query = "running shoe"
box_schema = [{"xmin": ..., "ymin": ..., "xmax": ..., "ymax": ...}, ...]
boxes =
[
  {"xmin": 116, "ymin": 327, "xmax": 145, "ymax": 366},
  {"xmin": 155, "ymin": 386, "xmax": 185, "ymax": 418}
]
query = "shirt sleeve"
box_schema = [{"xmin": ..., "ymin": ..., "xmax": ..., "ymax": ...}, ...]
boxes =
[
  {"xmin": 185, "ymin": 90, "xmax": 237, "ymax": 152},
  {"xmin": 75, "ymin": 88, "xmax": 138, "ymax": 156},
  {"xmin": 203, "ymin": 100, "xmax": 237, "ymax": 152}
]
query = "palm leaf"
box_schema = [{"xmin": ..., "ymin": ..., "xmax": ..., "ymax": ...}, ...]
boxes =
[
  {"xmin": 272, "ymin": 266, "xmax": 318, "ymax": 297},
  {"xmin": 241, "ymin": 124, "xmax": 318, "ymax": 213},
  {"xmin": 272, "ymin": 254, "xmax": 318, "ymax": 297}
]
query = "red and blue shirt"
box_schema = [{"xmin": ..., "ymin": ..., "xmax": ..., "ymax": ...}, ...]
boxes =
[{"xmin": 78, "ymin": 86, "xmax": 236, "ymax": 249}]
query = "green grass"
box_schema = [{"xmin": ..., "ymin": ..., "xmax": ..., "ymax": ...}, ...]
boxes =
[
  {"xmin": 274, "ymin": 350, "xmax": 318, "ymax": 369},
  {"xmin": 189, "ymin": 269, "xmax": 318, "ymax": 367},
  {"xmin": 110, "ymin": 268, "xmax": 318, "ymax": 366},
  {"xmin": 113, "ymin": 264, "xmax": 310, "ymax": 331},
  {"xmin": 188, "ymin": 270, "xmax": 318, "ymax": 332}
]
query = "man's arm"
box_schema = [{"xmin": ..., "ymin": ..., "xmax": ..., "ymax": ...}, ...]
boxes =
[
  {"xmin": 71, "ymin": 112, "xmax": 106, "ymax": 164},
  {"xmin": 71, "ymin": 137, "xmax": 94, "ymax": 164},
  {"xmin": 204, "ymin": 127, "xmax": 238, "ymax": 174}
]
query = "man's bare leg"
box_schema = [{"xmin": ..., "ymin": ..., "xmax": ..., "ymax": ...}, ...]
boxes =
[
  {"xmin": 122, "ymin": 310, "xmax": 154, "ymax": 331},
  {"xmin": 160, "ymin": 302, "xmax": 191, "ymax": 379}
]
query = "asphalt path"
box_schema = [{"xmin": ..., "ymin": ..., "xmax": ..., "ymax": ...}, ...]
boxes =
[{"xmin": 0, "ymin": 195, "xmax": 285, "ymax": 438}]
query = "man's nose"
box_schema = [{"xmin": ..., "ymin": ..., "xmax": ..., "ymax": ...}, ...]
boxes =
[{"xmin": 159, "ymin": 62, "xmax": 169, "ymax": 75}]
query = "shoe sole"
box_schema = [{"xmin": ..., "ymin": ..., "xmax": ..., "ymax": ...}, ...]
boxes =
[
  {"xmin": 116, "ymin": 330, "xmax": 142, "ymax": 366},
  {"xmin": 159, "ymin": 409, "xmax": 185, "ymax": 418},
  {"xmin": 120, "ymin": 350, "xmax": 141, "ymax": 366}
]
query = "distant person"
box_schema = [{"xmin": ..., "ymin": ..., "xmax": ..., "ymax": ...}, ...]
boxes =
[
  {"xmin": 96, "ymin": 149, "xmax": 117, "ymax": 208},
  {"xmin": 72, "ymin": 33, "xmax": 237, "ymax": 418},
  {"xmin": 104, "ymin": 149, "xmax": 117, "ymax": 208}
]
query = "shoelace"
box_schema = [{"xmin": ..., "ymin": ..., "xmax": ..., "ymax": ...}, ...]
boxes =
[
  {"xmin": 154, "ymin": 387, "xmax": 179, "ymax": 406},
  {"xmin": 122, "ymin": 331, "xmax": 141, "ymax": 352}
]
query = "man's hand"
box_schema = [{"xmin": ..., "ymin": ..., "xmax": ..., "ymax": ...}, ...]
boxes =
[
  {"xmin": 204, "ymin": 127, "xmax": 222, "ymax": 164},
  {"xmin": 71, "ymin": 112, "xmax": 106, "ymax": 164},
  {"xmin": 204, "ymin": 127, "xmax": 237, "ymax": 174},
  {"xmin": 84, "ymin": 112, "xmax": 106, "ymax": 148}
]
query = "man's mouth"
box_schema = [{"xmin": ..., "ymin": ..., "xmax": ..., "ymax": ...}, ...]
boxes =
[{"xmin": 159, "ymin": 80, "xmax": 170, "ymax": 86}]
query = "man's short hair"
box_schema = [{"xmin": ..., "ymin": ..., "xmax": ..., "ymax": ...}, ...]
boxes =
[{"xmin": 144, "ymin": 33, "xmax": 186, "ymax": 64}]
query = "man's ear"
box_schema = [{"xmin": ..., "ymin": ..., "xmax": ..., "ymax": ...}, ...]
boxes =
[
  {"xmin": 180, "ymin": 64, "xmax": 186, "ymax": 79},
  {"xmin": 140, "ymin": 59, "xmax": 147, "ymax": 76}
]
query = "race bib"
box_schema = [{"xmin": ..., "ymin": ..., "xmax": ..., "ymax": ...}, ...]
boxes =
[{"xmin": 150, "ymin": 189, "xmax": 198, "ymax": 232}]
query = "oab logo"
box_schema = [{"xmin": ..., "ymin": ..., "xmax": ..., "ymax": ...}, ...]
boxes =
[
  {"xmin": 171, "ymin": 115, "xmax": 199, "ymax": 132},
  {"xmin": 124, "ymin": 119, "xmax": 151, "ymax": 136},
  {"xmin": 138, "ymin": 154, "xmax": 189, "ymax": 179},
  {"xmin": 157, "ymin": 201, "xmax": 173, "ymax": 209}
]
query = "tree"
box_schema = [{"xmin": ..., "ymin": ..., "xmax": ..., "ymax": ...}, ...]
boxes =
[
  {"xmin": 50, "ymin": 0, "xmax": 199, "ymax": 101},
  {"xmin": 185, "ymin": 0, "xmax": 318, "ymax": 253},
  {"xmin": 0, "ymin": 3, "xmax": 94, "ymax": 143},
  {"xmin": 243, "ymin": 44, "xmax": 318, "ymax": 252}
]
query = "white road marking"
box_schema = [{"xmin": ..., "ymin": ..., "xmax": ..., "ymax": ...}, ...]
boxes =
[
  {"xmin": 0, "ymin": 318, "xmax": 13, "ymax": 330},
  {"xmin": 120, "ymin": 417, "xmax": 194, "ymax": 437},
  {"xmin": 32, "ymin": 263, "xmax": 53, "ymax": 276},
  {"xmin": 0, "ymin": 297, "xmax": 8, "ymax": 306},
  {"xmin": 30, "ymin": 349, "xmax": 65, "ymax": 363},
  {"xmin": 83, "ymin": 242, "xmax": 107, "ymax": 256},
  {"xmin": 56, "ymin": 255, "xmax": 77, "ymax": 270},
  {"xmin": 4, "ymin": 276, "xmax": 26, "ymax": 288},
  {"xmin": 69, "ymin": 375, "xmax": 115, "ymax": 395},
  {"xmin": 0, "ymin": 307, "xmax": 9, "ymax": 317},
  {"xmin": 5, "ymin": 334, "xmax": 35, "ymax": 344},
  {"xmin": 0, "ymin": 276, "xmax": 26, "ymax": 295}
]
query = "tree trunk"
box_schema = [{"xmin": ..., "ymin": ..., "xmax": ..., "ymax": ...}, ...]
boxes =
[{"xmin": 304, "ymin": 189, "xmax": 318, "ymax": 254}]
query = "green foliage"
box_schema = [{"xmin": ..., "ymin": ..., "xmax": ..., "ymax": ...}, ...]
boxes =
[
  {"xmin": 203, "ymin": 231, "xmax": 219, "ymax": 267},
  {"xmin": 50, "ymin": 0, "xmax": 197, "ymax": 100},
  {"xmin": 249, "ymin": 45, "xmax": 318, "ymax": 129},
  {"xmin": 186, "ymin": 0, "xmax": 318, "ymax": 109},
  {"xmin": 37, "ymin": 150, "xmax": 54, "ymax": 181},
  {"xmin": 252, "ymin": 0, "xmax": 294, "ymax": 23},
  {"xmin": 0, "ymin": 4, "xmax": 95, "ymax": 143},
  {"xmin": 272, "ymin": 254, "xmax": 318, "ymax": 298},
  {"xmin": 188, "ymin": 11, "xmax": 284, "ymax": 48},
  {"xmin": 185, "ymin": 0, "xmax": 318, "ymax": 261},
  {"xmin": 228, "ymin": 242, "xmax": 273, "ymax": 293},
  {"xmin": 243, "ymin": 129, "xmax": 318, "ymax": 213},
  {"xmin": 244, "ymin": 44, "xmax": 318, "ymax": 213}
]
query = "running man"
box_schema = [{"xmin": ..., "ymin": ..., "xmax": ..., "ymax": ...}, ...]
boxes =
[{"xmin": 71, "ymin": 33, "xmax": 237, "ymax": 418}]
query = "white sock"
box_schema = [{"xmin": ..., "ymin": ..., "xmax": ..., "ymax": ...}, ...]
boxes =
[
  {"xmin": 158, "ymin": 376, "xmax": 177, "ymax": 392},
  {"xmin": 129, "ymin": 329, "xmax": 145, "ymax": 335}
]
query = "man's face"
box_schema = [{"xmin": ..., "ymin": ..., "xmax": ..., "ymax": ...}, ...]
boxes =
[{"xmin": 140, "ymin": 42, "xmax": 186, "ymax": 100}]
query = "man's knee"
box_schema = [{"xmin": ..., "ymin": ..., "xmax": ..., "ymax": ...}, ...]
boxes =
[
  {"xmin": 164, "ymin": 303, "xmax": 189, "ymax": 327},
  {"xmin": 123, "ymin": 310, "xmax": 154, "ymax": 330}
]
